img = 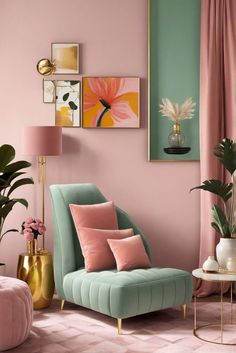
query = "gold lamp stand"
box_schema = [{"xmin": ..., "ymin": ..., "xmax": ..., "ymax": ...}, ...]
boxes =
[
  {"xmin": 19, "ymin": 126, "xmax": 62, "ymax": 309},
  {"xmin": 38, "ymin": 155, "xmax": 46, "ymax": 249}
]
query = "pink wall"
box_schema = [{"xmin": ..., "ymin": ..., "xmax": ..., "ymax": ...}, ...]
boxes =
[{"xmin": 0, "ymin": 0, "xmax": 200, "ymax": 276}]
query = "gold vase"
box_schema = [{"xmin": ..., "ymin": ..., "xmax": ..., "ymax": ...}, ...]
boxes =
[
  {"xmin": 17, "ymin": 250, "xmax": 54, "ymax": 309},
  {"xmin": 27, "ymin": 239, "xmax": 37, "ymax": 255}
]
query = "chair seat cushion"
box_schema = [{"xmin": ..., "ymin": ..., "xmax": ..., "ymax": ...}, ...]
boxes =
[{"xmin": 63, "ymin": 267, "xmax": 192, "ymax": 319}]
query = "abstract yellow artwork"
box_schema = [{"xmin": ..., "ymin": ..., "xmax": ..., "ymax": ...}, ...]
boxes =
[{"xmin": 52, "ymin": 43, "xmax": 79, "ymax": 74}]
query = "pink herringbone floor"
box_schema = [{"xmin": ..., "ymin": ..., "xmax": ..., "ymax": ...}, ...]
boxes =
[{"xmin": 6, "ymin": 297, "xmax": 236, "ymax": 353}]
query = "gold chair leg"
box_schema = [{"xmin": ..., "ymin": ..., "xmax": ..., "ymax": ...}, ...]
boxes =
[
  {"xmin": 181, "ymin": 304, "xmax": 186, "ymax": 319},
  {"xmin": 60, "ymin": 299, "xmax": 65, "ymax": 310},
  {"xmin": 117, "ymin": 318, "xmax": 122, "ymax": 335}
]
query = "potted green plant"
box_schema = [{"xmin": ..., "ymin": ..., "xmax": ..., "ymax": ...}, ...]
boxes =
[
  {"xmin": 191, "ymin": 138, "xmax": 236, "ymax": 269},
  {"xmin": 0, "ymin": 144, "xmax": 34, "ymax": 275}
]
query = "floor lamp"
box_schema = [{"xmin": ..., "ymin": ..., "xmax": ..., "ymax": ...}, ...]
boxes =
[{"xmin": 23, "ymin": 126, "xmax": 62, "ymax": 249}]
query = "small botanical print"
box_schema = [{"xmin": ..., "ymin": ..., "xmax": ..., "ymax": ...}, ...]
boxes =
[
  {"xmin": 82, "ymin": 77, "xmax": 140, "ymax": 128},
  {"xmin": 55, "ymin": 80, "xmax": 80, "ymax": 127},
  {"xmin": 52, "ymin": 43, "xmax": 79, "ymax": 74}
]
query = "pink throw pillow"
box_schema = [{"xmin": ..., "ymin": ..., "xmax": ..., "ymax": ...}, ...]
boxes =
[
  {"xmin": 107, "ymin": 235, "xmax": 151, "ymax": 271},
  {"xmin": 78, "ymin": 227, "xmax": 134, "ymax": 272},
  {"xmin": 69, "ymin": 201, "xmax": 118, "ymax": 230}
]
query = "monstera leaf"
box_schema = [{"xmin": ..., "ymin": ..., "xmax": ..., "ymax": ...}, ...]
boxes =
[
  {"xmin": 190, "ymin": 179, "xmax": 233, "ymax": 202},
  {"xmin": 0, "ymin": 144, "xmax": 34, "ymax": 242},
  {"xmin": 0, "ymin": 144, "xmax": 15, "ymax": 171},
  {"xmin": 214, "ymin": 138, "xmax": 236, "ymax": 175},
  {"xmin": 191, "ymin": 137, "xmax": 236, "ymax": 239}
]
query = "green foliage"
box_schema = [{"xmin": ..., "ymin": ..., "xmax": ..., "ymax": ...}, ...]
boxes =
[
  {"xmin": 211, "ymin": 205, "xmax": 231, "ymax": 238},
  {"xmin": 191, "ymin": 138, "xmax": 236, "ymax": 238},
  {"xmin": 0, "ymin": 144, "xmax": 34, "ymax": 243},
  {"xmin": 190, "ymin": 180, "xmax": 233, "ymax": 202},
  {"xmin": 214, "ymin": 138, "xmax": 236, "ymax": 175}
]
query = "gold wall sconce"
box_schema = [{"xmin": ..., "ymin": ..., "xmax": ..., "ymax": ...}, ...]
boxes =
[{"xmin": 36, "ymin": 58, "xmax": 56, "ymax": 75}]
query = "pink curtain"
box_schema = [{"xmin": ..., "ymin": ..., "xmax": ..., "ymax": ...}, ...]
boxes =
[{"xmin": 196, "ymin": 0, "xmax": 236, "ymax": 296}]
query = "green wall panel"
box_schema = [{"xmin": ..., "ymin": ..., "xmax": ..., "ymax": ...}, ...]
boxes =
[{"xmin": 149, "ymin": 0, "xmax": 200, "ymax": 161}]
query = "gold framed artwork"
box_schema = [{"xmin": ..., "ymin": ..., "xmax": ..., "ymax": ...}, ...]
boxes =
[
  {"xmin": 55, "ymin": 80, "xmax": 81, "ymax": 127},
  {"xmin": 52, "ymin": 43, "xmax": 79, "ymax": 74},
  {"xmin": 82, "ymin": 77, "xmax": 140, "ymax": 128},
  {"xmin": 43, "ymin": 80, "xmax": 81, "ymax": 127}
]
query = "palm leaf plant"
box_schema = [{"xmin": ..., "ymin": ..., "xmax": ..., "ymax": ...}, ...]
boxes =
[
  {"xmin": 0, "ymin": 144, "xmax": 34, "ymax": 245},
  {"xmin": 190, "ymin": 138, "xmax": 236, "ymax": 238}
]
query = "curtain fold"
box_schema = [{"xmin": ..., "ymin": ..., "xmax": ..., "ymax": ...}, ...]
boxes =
[{"xmin": 196, "ymin": 0, "xmax": 236, "ymax": 296}]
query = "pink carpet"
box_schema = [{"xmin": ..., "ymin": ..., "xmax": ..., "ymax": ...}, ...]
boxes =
[{"xmin": 5, "ymin": 298, "xmax": 236, "ymax": 353}]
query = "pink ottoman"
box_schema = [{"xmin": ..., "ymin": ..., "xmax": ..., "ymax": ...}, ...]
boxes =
[{"xmin": 0, "ymin": 276, "xmax": 33, "ymax": 351}]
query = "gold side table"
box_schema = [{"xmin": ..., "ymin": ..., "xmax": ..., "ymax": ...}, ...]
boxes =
[
  {"xmin": 17, "ymin": 250, "xmax": 55, "ymax": 309},
  {"xmin": 192, "ymin": 268, "xmax": 236, "ymax": 345}
]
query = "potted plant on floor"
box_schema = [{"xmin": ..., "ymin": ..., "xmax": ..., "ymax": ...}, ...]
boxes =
[
  {"xmin": 0, "ymin": 144, "xmax": 34, "ymax": 275},
  {"xmin": 191, "ymin": 138, "xmax": 236, "ymax": 269}
]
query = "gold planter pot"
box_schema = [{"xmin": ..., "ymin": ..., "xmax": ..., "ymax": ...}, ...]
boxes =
[{"xmin": 17, "ymin": 250, "xmax": 54, "ymax": 309}]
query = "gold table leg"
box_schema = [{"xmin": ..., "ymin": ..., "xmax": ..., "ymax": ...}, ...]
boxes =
[
  {"xmin": 61, "ymin": 300, "xmax": 65, "ymax": 310},
  {"xmin": 193, "ymin": 278, "xmax": 236, "ymax": 345},
  {"xmin": 230, "ymin": 282, "xmax": 233, "ymax": 324},
  {"xmin": 181, "ymin": 304, "xmax": 186, "ymax": 319},
  {"xmin": 194, "ymin": 296, "xmax": 197, "ymax": 330},
  {"xmin": 117, "ymin": 318, "xmax": 122, "ymax": 335},
  {"xmin": 220, "ymin": 281, "xmax": 223, "ymax": 344}
]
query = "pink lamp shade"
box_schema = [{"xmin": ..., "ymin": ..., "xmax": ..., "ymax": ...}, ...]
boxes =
[{"xmin": 23, "ymin": 126, "xmax": 62, "ymax": 156}]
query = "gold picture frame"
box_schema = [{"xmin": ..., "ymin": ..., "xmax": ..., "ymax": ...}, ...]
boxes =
[
  {"xmin": 82, "ymin": 77, "xmax": 140, "ymax": 129},
  {"xmin": 51, "ymin": 43, "xmax": 79, "ymax": 74}
]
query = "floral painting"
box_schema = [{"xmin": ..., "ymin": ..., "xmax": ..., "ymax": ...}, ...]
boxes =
[
  {"xmin": 55, "ymin": 80, "xmax": 80, "ymax": 127},
  {"xmin": 82, "ymin": 77, "xmax": 140, "ymax": 128}
]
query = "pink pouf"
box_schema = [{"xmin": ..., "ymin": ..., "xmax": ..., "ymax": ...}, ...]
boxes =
[{"xmin": 0, "ymin": 276, "xmax": 33, "ymax": 351}]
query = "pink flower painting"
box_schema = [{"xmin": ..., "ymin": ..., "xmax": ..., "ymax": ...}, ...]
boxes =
[{"xmin": 82, "ymin": 77, "xmax": 140, "ymax": 128}]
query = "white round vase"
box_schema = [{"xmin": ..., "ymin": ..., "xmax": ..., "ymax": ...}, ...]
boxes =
[
  {"xmin": 216, "ymin": 238, "xmax": 236, "ymax": 269},
  {"xmin": 202, "ymin": 256, "xmax": 219, "ymax": 272}
]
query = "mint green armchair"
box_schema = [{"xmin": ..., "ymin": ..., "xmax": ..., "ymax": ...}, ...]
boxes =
[{"xmin": 50, "ymin": 183, "xmax": 192, "ymax": 334}]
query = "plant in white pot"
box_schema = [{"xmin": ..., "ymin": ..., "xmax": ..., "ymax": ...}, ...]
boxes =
[
  {"xmin": 0, "ymin": 144, "xmax": 33, "ymax": 275},
  {"xmin": 191, "ymin": 138, "xmax": 236, "ymax": 269}
]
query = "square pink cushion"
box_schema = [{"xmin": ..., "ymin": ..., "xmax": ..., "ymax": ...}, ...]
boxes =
[
  {"xmin": 69, "ymin": 201, "xmax": 118, "ymax": 230},
  {"xmin": 78, "ymin": 227, "xmax": 134, "ymax": 272},
  {"xmin": 107, "ymin": 235, "xmax": 151, "ymax": 271}
]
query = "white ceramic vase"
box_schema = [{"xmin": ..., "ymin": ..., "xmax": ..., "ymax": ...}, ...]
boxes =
[
  {"xmin": 216, "ymin": 238, "xmax": 236, "ymax": 269},
  {"xmin": 0, "ymin": 263, "xmax": 6, "ymax": 276},
  {"xmin": 202, "ymin": 256, "xmax": 219, "ymax": 272}
]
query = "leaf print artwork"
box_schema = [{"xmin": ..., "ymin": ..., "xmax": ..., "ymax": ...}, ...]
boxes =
[{"xmin": 55, "ymin": 80, "xmax": 81, "ymax": 127}]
